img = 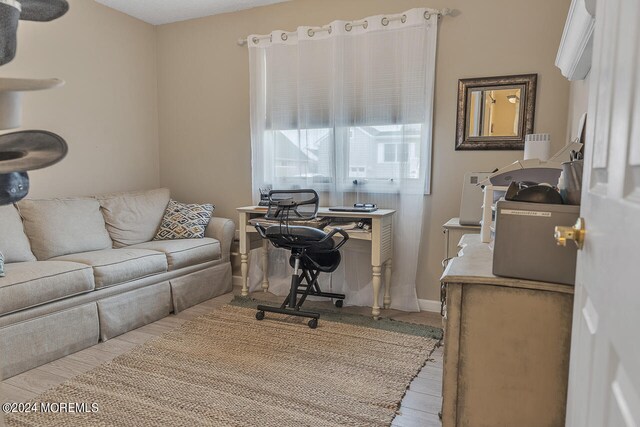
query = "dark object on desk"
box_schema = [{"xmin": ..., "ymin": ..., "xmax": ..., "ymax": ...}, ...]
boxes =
[
  {"xmin": 254, "ymin": 189, "xmax": 348, "ymax": 329},
  {"xmin": 560, "ymin": 160, "xmax": 583, "ymax": 205},
  {"xmin": 329, "ymin": 203, "xmax": 378, "ymax": 213},
  {"xmin": 569, "ymin": 149, "xmax": 583, "ymax": 161},
  {"xmin": 505, "ymin": 181, "xmax": 563, "ymax": 205},
  {"xmin": 493, "ymin": 200, "xmax": 579, "ymax": 285},
  {"xmin": 257, "ymin": 185, "xmax": 272, "ymax": 206}
]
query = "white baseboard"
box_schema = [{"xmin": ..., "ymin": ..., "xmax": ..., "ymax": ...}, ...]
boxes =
[{"xmin": 418, "ymin": 299, "xmax": 441, "ymax": 313}]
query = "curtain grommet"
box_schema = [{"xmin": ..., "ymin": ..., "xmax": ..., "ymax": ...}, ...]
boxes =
[
  {"xmin": 308, "ymin": 28, "xmax": 315, "ymax": 37},
  {"xmin": 381, "ymin": 17, "xmax": 389, "ymax": 26},
  {"xmin": 252, "ymin": 36, "xmax": 259, "ymax": 44},
  {"xmin": 401, "ymin": 14, "xmax": 407, "ymax": 23},
  {"xmin": 363, "ymin": 20, "xmax": 368, "ymax": 29},
  {"xmin": 328, "ymin": 25, "xmax": 332, "ymax": 34},
  {"xmin": 424, "ymin": 11, "xmax": 432, "ymax": 20},
  {"xmin": 281, "ymin": 33, "xmax": 288, "ymax": 41},
  {"xmin": 345, "ymin": 23, "xmax": 352, "ymax": 31}
]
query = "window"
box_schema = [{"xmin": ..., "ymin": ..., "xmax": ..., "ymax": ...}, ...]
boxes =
[
  {"xmin": 383, "ymin": 144, "xmax": 396, "ymax": 163},
  {"xmin": 378, "ymin": 143, "xmax": 410, "ymax": 163},
  {"xmin": 348, "ymin": 125, "xmax": 422, "ymax": 185},
  {"xmin": 249, "ymin": 13, "xmax": 436, "ymax": 195},
  {"xmin": 349, "ymin": 166, "xmax": 366, "ymax": 178},
  {"xmin": 266, "ymin": 124, "xmax": 423, "ymax": 191},
  {"xmin": 266, "ymin": 128, "xmax": 334, "ymax": 186}
]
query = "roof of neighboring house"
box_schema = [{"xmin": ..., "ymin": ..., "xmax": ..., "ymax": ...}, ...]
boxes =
[
  {"xmin": 276, "ymin": 129, "xmax": 336, "ymax": 162},
  {"xmin": 363, "ymin": 125, "xmax": 421, "ymax": 137}
]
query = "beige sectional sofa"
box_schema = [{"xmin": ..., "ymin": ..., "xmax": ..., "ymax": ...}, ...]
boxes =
[{"xmin": 0, "ymin": 188, "xmax": 234, "ymax": 379}]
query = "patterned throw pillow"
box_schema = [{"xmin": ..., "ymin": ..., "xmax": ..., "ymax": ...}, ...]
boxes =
[
  {"xmin": 0, "ymin": 251, "xmax": 5, "ymax": 277},
  {"xmin": 154, "ymin": 200, "xmax": 215, "ymax": 240}
]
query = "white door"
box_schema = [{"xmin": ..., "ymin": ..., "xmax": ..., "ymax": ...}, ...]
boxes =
[{"xmin": 564, "ymin": 0, "xmax": 640, "ymax": 426}]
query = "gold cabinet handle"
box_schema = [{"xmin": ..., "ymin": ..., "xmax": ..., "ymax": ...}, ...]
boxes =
[{"xmin": 554, "ymin": 217, "xmax": 586, "ymax": 250}]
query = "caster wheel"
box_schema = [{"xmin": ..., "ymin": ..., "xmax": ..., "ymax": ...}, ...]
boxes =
[
  {"xmin": 335, "ymin": 299, "xmax": 344, "ymax": 308},
  {"xmin": 256, "ymin": 311, "xmax": 265, "ymax": 320},
  {"xmin": 308, "ymin": 318, "xmax": 318, "ymax": 329}
]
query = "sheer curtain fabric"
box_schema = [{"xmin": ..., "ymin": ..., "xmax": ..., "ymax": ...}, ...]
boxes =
[{"xmin": 248, "ymin": 8, "xmax": 438, "ymax": 311}]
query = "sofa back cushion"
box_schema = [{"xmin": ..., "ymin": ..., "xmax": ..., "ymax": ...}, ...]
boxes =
[
  {"xmin": 0, "ymin": 205, "xmax": 37, "ymax": 262},
  {"xmin": 17, "ymin": 198, "xmax": 113, "ymax": 260},
  {"xmin": 97, "ymin": 188, "xmax": 170, "ymax": 248}
]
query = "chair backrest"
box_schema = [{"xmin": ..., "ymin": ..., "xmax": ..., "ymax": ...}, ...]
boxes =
[
  {"xmin": 260, "ymin": 189, "xmax": 322, "ymax": 250},
  {"xmin": 264, "ymin": 189, "xmax": 319, "ymax": 223}
]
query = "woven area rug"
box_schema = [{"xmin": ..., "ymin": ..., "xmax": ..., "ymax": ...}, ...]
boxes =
[{"xmin": 6, "ymin": 305, "xmax": 439, "ymax": 427}]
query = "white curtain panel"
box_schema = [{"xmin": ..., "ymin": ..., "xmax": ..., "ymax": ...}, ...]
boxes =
[{"xmin": 248, "ymin": 8, "xmax": 438, "ymax": 311}]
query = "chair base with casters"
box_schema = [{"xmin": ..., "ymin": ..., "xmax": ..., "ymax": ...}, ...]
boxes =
[
  {"xmin": 255, "ymin": 247, "xmax": 346, "ymax": 329},
  {"xmin": 254, "ymin": 189, "xmax": 349, "ymax": 329}
]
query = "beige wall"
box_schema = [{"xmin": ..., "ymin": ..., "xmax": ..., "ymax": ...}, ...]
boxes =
[
  {"xmin": 566, "ymin": 74, "xmax": 591, "ymax": 141},
  {"xmin": 157, "ymin": 0, "xmax": 572, "ymax": 301},
  {"xmin": 0, "ymin": 0, "xmax": 159, "ymax": 198}
]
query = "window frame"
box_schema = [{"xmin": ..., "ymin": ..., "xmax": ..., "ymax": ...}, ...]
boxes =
[{"xmin": 263, "ymin": 124, "xmax": 426, "ymax": 195}]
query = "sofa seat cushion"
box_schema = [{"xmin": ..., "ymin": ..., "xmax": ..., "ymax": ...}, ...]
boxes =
[
  {"xmin": 0, "ymin": 261, "xmax": 95, "ymax": 315},
  {"xmin": 129, "ymin": 238, "xmax": 221, "ymax": 271},
  {"xmin": 52, "ymin": 249, "xmax": 168, "ymax": 289}
]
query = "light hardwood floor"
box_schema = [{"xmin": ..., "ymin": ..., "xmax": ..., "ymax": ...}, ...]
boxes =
[{"xmin": 1, "ymin": 288, "xmax": 443, "ymax": 426}]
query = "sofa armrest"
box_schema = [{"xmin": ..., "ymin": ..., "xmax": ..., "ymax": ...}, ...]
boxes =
[{"xmin": 205, "ymin": 217, "xmax": 235, "ymax": 262}]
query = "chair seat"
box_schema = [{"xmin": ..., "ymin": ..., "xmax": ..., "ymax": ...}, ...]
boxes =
[
  {"xmin": 290, "ymin": 251, "xmax": 341, "ymax": 273},
  {"xmin": 53, "ymin": 249, "xmax": 168, "ymax": 289},
  {"xmin": 249, "ymin": 217, "xmax": 329, "ymax": 229},
  {"xmin": 265, "ymin": 225, "xmax": 334, "ymax": 251}
]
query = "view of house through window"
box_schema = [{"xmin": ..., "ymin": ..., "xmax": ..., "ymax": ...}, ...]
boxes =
[{"xmin": 268, "ymin": 124, "xmax": 422, "ymax": 189}]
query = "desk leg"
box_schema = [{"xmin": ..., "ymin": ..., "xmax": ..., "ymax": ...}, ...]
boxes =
[
  {"xmin": 384, "ymin": 259, "xmax": 392, "ymax": 309},
  {"xmin": 261, "ymin": 240, "xmax": 270, "ymax": 292},
  {"xmin": 372, "ymin": 265, "xmax": 382, "ymax": 319},
  {"xmin": 239, "ymin": 211, "xmax": 250, "ymax": 297},
  {"xmin": 241, "ymin": 253, "xmax": 249, "ymax": 297}
]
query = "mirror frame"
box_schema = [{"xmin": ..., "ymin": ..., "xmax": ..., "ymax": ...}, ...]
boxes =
[{"xmin": 455, "ymin": 74, "xmax": 537, "ymax": 150}]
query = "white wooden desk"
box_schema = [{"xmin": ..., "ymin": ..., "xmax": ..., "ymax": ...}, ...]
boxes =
[{"xmin": 237, "ymin": 206, "xmax": 396, "ymax": 319}]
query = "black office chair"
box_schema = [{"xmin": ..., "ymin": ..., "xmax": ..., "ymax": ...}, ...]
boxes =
[{"xmin": 254, "ymin": 189, "xmax": 348, "ymax": 328}]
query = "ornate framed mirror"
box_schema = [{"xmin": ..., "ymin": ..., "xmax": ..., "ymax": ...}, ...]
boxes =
[{"xmin": 455, "ymin": 74, "xmax": 537, "ymax": 150}]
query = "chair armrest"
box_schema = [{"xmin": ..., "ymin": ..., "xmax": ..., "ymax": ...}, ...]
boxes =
[
  {"xmin": 319, "ymin": 227, "xmax": 350, "ymax": 250},
  {"xmin": 205, "ymin": 217, "xmax": 236, "ymax": 262}
]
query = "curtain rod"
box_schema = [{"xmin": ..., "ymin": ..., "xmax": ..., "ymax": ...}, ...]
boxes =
[{"xmin": 237, "ymin": 8, "xmax": 452, "ymax": 46}]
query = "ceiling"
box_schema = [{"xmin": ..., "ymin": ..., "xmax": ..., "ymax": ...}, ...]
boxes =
[{"xmin": 94, "ymin": 0, "xmax": 292, "ymax": 25}]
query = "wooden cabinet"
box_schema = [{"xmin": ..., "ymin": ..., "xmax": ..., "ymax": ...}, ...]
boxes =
[{"xmin": 440, "ymin": 235, "xmax": 574, "ymax": 427}]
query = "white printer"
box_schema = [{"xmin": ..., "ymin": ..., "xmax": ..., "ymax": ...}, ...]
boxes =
[
  {"xmin": 459, "ymin": 172, "xmax": 492, "ymax": 226},
  {"xmin": 482, "ymin": 140, "xmax": 583, "ymax": 187},
  {"xmin": 461, "ymin": 141, "xmax": 583, "ymax": 232}
]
